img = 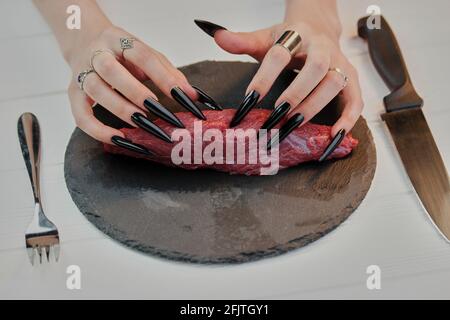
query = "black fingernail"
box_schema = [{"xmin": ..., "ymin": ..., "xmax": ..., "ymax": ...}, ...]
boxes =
[
  {"xmin": 193, "ymin": 85, "xmax": 223, "ymax": 110},
  {"xmin": 267, "ymin": 113, "xmax": 304, "ymax": 150},
  {"xmin": 171, "ymin": 87, "xmax": 206, "ymax": 120},
  {"xmin": 230, "ymin": 90, "xmax": 260, "ymax": 127},
  {"xmin": 144, "ymin": 97, "xmax": 185, "ymax": 128},
  {"xmin": 260, "ymin": 101, "xmax": 291, "ymax": 132},
  {"xmin": 131, "ymin": 113, "xmax": 172, "ymax": 143},
  {"xmin": 111, "ymin": 136, "xmax": 153, "ymax": 156},
  {"xmin": 318, "ymin": 129, "xmax": 346, "ymax": 162},
  {"xmin": 194, "ymin": 19, "xmax": 227, "ymax": 37}
]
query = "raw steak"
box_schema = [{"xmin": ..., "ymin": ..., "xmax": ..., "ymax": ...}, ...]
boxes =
[{"xmin": 104, "ymin": 109, "xmax": 358, "ymax": 175}]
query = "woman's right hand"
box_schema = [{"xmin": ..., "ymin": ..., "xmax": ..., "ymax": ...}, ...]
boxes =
[{"xmin": 67, "ymin": 25, "xmax": 201, "ymax": 149}]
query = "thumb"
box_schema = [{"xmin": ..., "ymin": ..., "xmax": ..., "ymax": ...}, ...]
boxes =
[{"xmin": 214, "ymin": 28, "xmax": 273, "ymax": 59}]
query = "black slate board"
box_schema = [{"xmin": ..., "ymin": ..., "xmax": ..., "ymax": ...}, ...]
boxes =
[{"xmin": 64, "ymin": 61, "xmax": 376, "ymax": 264}]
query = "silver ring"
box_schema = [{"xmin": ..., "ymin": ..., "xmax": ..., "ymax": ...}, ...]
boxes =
[
  {"xmin": 77, "ymin": 68, "xmax": 95, "ymax": 91},
  {"xmin": 329, "ymin": 67, "xmax": 349, "ymax": 89},
  {"xmin": 90, "ymin": 49, "xmax": 116, "ymax": 70},
  {"xmin": 120, "ymin": 37, "xmax": 136, "ymax": 59},
  {"xmin": 273, "ymin": 30, "xmax": 302, "ymax": 55}
]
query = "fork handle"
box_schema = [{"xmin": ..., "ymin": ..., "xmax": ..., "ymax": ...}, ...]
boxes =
[{"xmin": 18, "ymin": 113, "xmax": 41, "ymax": 204}]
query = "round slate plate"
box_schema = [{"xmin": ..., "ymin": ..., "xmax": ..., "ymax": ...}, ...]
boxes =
[{"xmin": 64, "ymin": 61, "xmax": 376, "ymax": 264}]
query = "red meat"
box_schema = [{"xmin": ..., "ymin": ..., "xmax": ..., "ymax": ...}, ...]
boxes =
[{"xmin": 104, "ymin": 109, "xmax": 358, "ymax": 175}]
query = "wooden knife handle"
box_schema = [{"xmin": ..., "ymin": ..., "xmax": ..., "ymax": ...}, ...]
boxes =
[{"xmin": 357, "ymin": 15, "xmax": 423, "ymax": 112}]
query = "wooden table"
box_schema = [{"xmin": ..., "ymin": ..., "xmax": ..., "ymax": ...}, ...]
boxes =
[{"xmin": 1, "ymin": 0, "xmax": 449, "ymax": 299}]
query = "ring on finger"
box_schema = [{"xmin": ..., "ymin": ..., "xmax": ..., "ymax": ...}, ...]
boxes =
[
  {"xmin": 273, "ymin": 30, "xmax": 302, "ymax": 56},
  {"xmin": 77, "ymin": 68, "xmax": 96, "ymax": 91},
  {"xmin": 120, "ymin": 37, "xmax": 136, "ymax": 60},
  {"xmin": 329, "ymin": 67, "xmax": 349, "ymax": 89},
  {"xmin": 90, "ymin": 49, "xmax": 116, "ymax": 70}
]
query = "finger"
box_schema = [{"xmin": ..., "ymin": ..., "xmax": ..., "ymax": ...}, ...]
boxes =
[
  {"xmin": 214, "ymin": 28, "xmax": 273, "ymax": 59},
  {"xmin": 289, "ymin": 70, "xmax": 347, "ymax": 124},
  {"xmin": 275, "ymin": 43, "xmax": 330, "ymax": 108},
  {"xmin": 332, "ymin": 69, "xmax": 364, "ymax": 136},
  {"xmin": 91, "ymin": 51, "xmax": 158, "ymax": 108},
  {"xmin": 121, "ymin": 58, "xmax": 147, "ymax": 82},
  {"xmin": 152, "ymin": 49, "xmax": 198, "ymax": 100},
  {"xmin": 246, "ymin": 45, "xmax": 292, "ymax": 100},
  {"xmin": 101, "ymin": 27, "xmax": 197, "ymax": 99},
  {"xmin": 68, "ymin": 84, "xmax": 123, "ymax": 144},
  {"xmin": 154, "ymin": 52, "xmax": 222, "ymax": 109},
  {"xmin": 82, "ymin": 72, "xmax": 144, "ymax": 127},
  {"xmin": 124, "ymin": 41, "xmax": 197, "ymax": 99},
  {"xmin": 125, "ymin": 43, "xmax": 205, "ymax": 119}
]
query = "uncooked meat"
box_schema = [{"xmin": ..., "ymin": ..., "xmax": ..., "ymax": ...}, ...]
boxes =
[{"xmin": 104, "ymin": 109, "xmax": 358, "ymax": 175}]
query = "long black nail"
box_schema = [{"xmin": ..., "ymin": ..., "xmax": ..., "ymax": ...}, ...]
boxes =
[
  {"xmin": 260, "ymin": 102, "xmax": 291, "ymax": 132},
  {"xmin": 194, "ymin": 19, "xmax": 227, "ymax": 37},
  {"xmin": 131, "ymin": 113, "xmax": 172, "ymax": 143},
  {"xmin": 230, "ymin": 90, "xmax": 260, "ymax": 127},
  {"xmin": 193, "ymin": 86, "xmax": 223, "ymax": 110},
  {"xmin": 144, "ymin": 97, "xmax": 184, "ymax": 128},
  {"xmin": 267, "ymin": 113, "xmax": 304, "ymax": 150},
  {"xmin": 171, "ymin": 87, "xmax": 206, "ymax": 120},
  {"xmin": 318, "ymin": 129, "xmax": 346, "ymax": 162},
  {"xmin": 111, "ymin": 136, "xmax": 153, "ymax": 156}
]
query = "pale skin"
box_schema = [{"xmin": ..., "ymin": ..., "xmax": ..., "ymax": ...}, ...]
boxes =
[
  {"xmin": 34, "ymin": 0, "xmax": 363, "ymax": 143},
  {"xmin": 214, "ymin": 0, "xmax": 364, "ymax": 137}
]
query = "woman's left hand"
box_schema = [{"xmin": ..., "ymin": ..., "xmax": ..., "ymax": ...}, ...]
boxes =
[{"xmin": 197, "ymin": 18, "xmax": 363, "ymax": 137}]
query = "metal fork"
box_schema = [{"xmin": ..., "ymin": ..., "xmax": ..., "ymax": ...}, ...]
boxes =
[{"xmin": 18, "ymin": 113, "xmax": 60, "ymax": 265}]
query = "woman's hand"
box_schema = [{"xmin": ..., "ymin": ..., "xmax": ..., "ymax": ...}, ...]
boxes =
[
  {"xmin": 35, "ymin": 0, "xmax": 220, "ymax": 154},
  {"xmin": 195, "ymin": 1, "xmax": 363, "ymax": 140},
  {"xmin": 67, "ymin": 24, "xmax": 200, "ymax": 147}
]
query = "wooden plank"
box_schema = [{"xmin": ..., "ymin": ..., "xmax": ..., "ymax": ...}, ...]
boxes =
[
  {"xmin": 0, "ymin": 0, "xmax": 50, "ymax": 40},
  {"xmin": 1, "ymin": 0, "xmax": 450, "ymax": 299}
]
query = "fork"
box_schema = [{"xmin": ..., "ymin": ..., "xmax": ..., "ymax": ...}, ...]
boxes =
[{"xmin": 18, "ymin": 113, "xmax": 60, "ymax": 265}]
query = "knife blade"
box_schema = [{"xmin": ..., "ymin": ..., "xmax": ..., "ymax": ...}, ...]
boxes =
[{"xmin": 358, "ymin": 15, "xmax": 450, "ymax": 241}]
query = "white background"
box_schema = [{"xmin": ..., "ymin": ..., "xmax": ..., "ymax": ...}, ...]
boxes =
[{"xmin": 1, "ymin": 0, "xmax": 450, "ymax": 299}]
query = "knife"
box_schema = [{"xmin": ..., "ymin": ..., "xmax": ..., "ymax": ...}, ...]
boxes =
[{"xmin": 358, "ymin": 15, "xmax": 450, "ymax": 241}]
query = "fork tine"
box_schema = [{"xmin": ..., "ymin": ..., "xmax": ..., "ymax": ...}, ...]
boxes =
[
  {"xmin": 37, "ymin": 247, "xmax": 43, "ymax": 264},
  {"xmin": 52, "ymin": 244, "xmax": 60, "ymax": 262},
  {"xmin": 44, "ymin": 246, "xmax": 50, "ymax": 262},
  {"xmin": 27, "ymin": 247, "xmax": 35, "ymax": 266}
]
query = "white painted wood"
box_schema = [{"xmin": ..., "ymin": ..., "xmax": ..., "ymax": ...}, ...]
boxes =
[
  {"xmin": 1, "ymin": 0, "xmax": 450, "ymax": 299},
  {"xmin": 0, "ymin": 0, "xmax": 50, "ymax": 40}
]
